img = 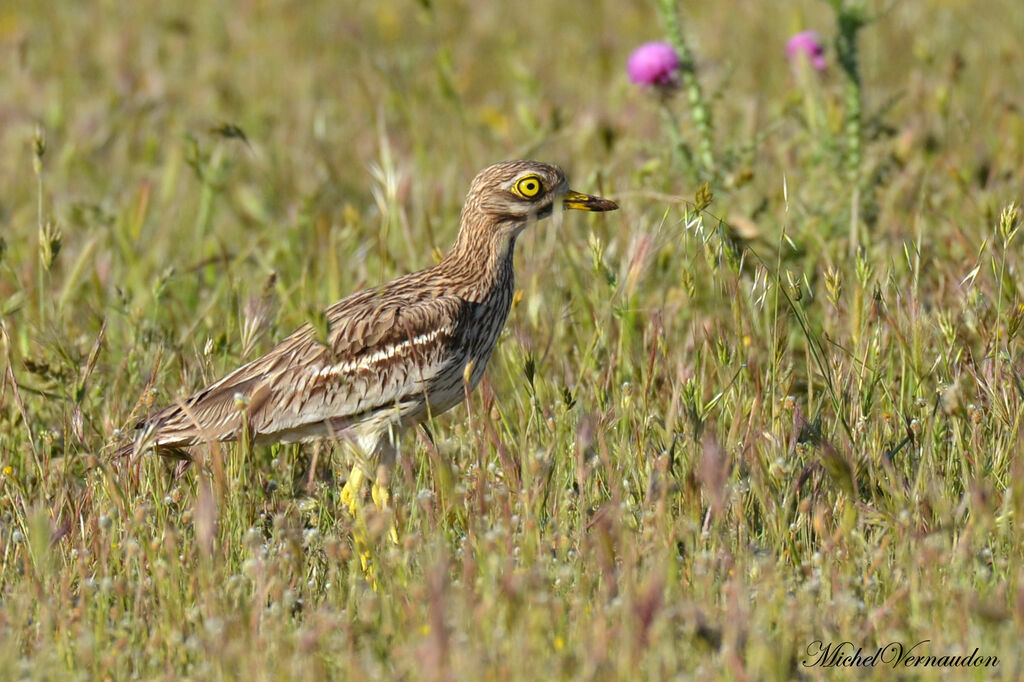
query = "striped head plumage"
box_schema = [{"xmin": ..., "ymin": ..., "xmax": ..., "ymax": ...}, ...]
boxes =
[{"xmin": 117, "ymin": 160, "xmax": 617, "ymax": 461}]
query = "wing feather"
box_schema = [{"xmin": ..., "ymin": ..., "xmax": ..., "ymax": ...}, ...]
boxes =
[{"xmin": 142, "ymin": 278, "xmax": 469, "ymax": 449}]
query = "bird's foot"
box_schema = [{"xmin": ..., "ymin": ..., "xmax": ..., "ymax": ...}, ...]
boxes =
[{"xmin": 358, "ymin": 547, "xmax": 379, "ymax": 591}]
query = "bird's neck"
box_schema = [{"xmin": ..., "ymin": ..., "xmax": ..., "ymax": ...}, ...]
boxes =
[{"xmin": 440, "ymin": 212, "xmax": 522, "ymax": 302}]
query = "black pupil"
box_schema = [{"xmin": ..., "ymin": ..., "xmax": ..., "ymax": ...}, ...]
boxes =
[{"xmin": 525, "ymin": 181, "xmax": 536, "ymax": 192}]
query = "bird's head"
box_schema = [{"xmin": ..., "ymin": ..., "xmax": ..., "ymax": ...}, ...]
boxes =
[
  {"xmin": 467, "ymin": 160, "xmax": 618, "ymax": 225},
  {"xmin": 453, "ymin": 160, "xmax": 618, "ymax": 263}
]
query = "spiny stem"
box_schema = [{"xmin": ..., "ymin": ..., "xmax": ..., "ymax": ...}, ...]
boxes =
[
  {"xmin": 33, "ymin": 126, "xmax": 46, "ymax": 326},
  {"xmin": 832, "ymin": 0, "xmax": 867, "ymax": 256},
  {"xmin": 656, "ymin": 0, "xmax": 715, "ymax": 178},
  {"xmin": 658, "ymin": 97, "xmax": 694, "ymax": 172}
]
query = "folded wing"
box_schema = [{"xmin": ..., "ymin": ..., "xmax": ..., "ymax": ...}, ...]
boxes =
[{"xmin": 132, "ymin": 284, "xmax": 467, "ymax": 452}]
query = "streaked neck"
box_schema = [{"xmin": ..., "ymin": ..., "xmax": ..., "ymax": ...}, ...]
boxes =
[{"xmin": 441, "ymin": 211, "xmax": 523, "ymax": 300}]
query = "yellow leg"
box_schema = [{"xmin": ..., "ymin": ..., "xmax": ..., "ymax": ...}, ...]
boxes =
[
  {"xmin": 340, "ymin": 464, "xmax": 398, "ymax": 588},
  {"xmin": 371, "ymin": 473, "xmax": 400, "ymax": 546},
  {"xmin": 339, "ymin": 467, "xmax": 365, "ymax": 517},
  {"xmin": 339, "ymin": 466, "xmax": 377, "ymax": 582}
]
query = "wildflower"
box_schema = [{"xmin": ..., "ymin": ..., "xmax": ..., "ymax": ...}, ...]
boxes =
[
  {"xmin": 627, "ymin": 41, "xmax": 680, "ymax": 86},
  {"xmin": 786, "ymin": 31, "xmax": 826, "ymax": 72}
]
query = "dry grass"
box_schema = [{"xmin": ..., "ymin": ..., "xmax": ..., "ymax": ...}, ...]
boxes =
[{"xmin": 2, "ymin": 0, "xmax": 1024, "ymax": 679}]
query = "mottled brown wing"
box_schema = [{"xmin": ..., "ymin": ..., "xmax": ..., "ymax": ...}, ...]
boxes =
[
  {"xmin": 246, "ymin": 292, "xmax": 468, "ymax": 438},
  {"xmin": 138, "ymin": 286, "xmax": 468, "ymax": 450}
]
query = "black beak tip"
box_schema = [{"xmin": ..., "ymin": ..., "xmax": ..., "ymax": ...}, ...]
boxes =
[{"xmin": 563, "ymin": 191, "xmax": 619, "ymax": 213}]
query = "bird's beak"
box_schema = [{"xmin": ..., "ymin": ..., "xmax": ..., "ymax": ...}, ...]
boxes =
[{"xmin": 561, "ymin": 189, "xmax": 619, "ymax": 212}]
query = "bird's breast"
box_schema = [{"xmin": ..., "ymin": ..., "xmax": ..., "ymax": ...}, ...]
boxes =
[{"xmin": 464, "ymin": 273, "xmax": 515, "ymax": 382}]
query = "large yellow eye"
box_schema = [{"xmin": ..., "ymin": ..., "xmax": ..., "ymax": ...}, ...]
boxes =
[{"xmin": 514, "ymin": 175, "xmax": 543, "ymax": 198}]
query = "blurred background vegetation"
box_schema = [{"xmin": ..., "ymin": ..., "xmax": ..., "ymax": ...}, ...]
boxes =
[{"xmin": 2, "ymin": 0, "xmax": 1024, "ymax": 678}]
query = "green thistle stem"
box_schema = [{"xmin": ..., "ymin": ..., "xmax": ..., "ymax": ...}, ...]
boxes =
[
  {"xmin": 658, "ymin": 97, "xmax": 694, "ymax": 171},
  {"xmin": 33, "ymin": 127, "xmax": 48, "ymax": 327},
  {"xmin": 833, "ymin": 0, "xmax": 866, "ymax": 255},
  {"xmin": 656, "ymin": 0, "xmax": 715, "ymax": 178}
]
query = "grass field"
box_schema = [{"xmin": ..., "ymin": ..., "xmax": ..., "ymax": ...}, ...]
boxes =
[{"xmin": 2, "ymin": 0, "xmax": 1024, "ymax": 679}]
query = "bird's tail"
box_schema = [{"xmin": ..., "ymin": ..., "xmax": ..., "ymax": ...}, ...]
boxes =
[{"xmin": 109, "ymin": 399, "xmax": 233, "ymax": 461}]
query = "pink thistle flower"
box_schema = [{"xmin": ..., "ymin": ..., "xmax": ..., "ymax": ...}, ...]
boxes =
[
  {"xmin": 786, "ymin": 31, "xmax": 827, "ymax": 72},
  {"xmin": 627, "ymin": 42, "xmax": 680, "ymax": 86}
]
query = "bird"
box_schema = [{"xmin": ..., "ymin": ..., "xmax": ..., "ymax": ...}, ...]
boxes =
[{"xmin": 117, "ymin": 160, "xmax": 617, "ymax": 534}]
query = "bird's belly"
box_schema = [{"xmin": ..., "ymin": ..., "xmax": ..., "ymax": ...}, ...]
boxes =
[
  {"xmin": 254, "ymin": 420, "xmax": 350, "ymax": 445},
  {"xmin": 256, "ymin": 406, "xmax": 409, "ymax": 452}
]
